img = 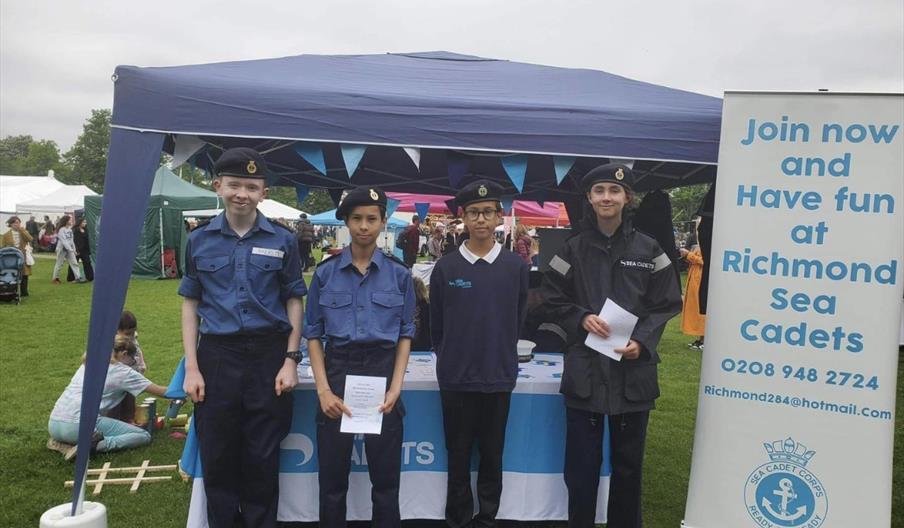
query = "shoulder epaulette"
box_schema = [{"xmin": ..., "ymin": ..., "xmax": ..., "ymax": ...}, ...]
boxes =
[
  {"xmin": 273, "ymin": 221, "xmax": 294, "ymax": 232},
  {"xmin": 316, "ymin": 252, "xmax": 339, "ymax": 267},
  {"xmin": 384, "ymin": 252, "xmax": 408, "ymax": 268}
]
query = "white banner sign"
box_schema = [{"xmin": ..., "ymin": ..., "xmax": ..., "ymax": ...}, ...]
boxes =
[{"xmin": 684, "ymin": 92, "xmax": 903, "ymax": 528}]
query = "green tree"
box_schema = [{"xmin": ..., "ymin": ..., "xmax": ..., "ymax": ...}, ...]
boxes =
[
  {"xmin": 299, "ymin": 188, "xmax": 334, "ymax": 215},
  {"xmin": 0, "ymin": 135, "xmax": 34, "ymax": 174},
  {"xmin": 23, "ymin": 140, "xmax": 61, "ymax": 175},
  {"xmin": 63, "ymin": 109, "xmax": 111, "ymax": 191},
  {"xmin": 267, "ymin": 186, "xmax": 333, "ymax": 215},
  {"xmin": 670, "ymin": 184, "xmax": 710, "ymax": 225},
  {"xmin": 0, "ymin": 135, "xmax": 64, "ymax": 176}
]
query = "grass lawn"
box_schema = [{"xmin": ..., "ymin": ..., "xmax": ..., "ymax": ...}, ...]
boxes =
[{"xmin": 1, "ymin": 254, "xmax": 901, "ymax": 527}]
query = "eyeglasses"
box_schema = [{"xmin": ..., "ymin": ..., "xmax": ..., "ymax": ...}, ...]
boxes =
[{"xmin": 463, "ymin": 208, "xmax": 499, "ymax": 221}]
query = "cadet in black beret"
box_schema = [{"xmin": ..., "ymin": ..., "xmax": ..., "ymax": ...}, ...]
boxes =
[
  {"xmin": 454, "ymin": 179, "xmax": 504, "ymax": 212},
  {"xmin": 214, "ymin": 147, "xmax": 269, "ymax": 179},
  {"xmin": 432, "ymin": 176, "xmax": 529, "ymax": 528},
  {"xmin": 541, "ymin": 157, "xmax": 682, "ymax": 527},
  {"xmin": 181, "ymin": 144, "xmax": 307, "ymax": 528},
  {"xmin": 335, "ymin": 187, "xmax": 388, "ymax": 220},
  {"xmin": 305, "ymin": 183, "xmax": 415, "ymax": 525},
  {"xmin": 580, "ymin": 162, "xmax": 636, "ymax": 192}
]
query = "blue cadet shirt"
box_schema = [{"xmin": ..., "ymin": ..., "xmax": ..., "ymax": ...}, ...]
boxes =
[
  {"xmin": 178, "ymin": 212, "xmax": 307, "ymax": 335},
  {"xmin": 304, "ymin": 247, "xmax": 416, "ymax": 348}
]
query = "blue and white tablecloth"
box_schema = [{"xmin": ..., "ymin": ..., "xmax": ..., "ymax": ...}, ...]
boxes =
[{"xmin": 184, "ymin": 352, "xmax": 610, "ymax": 526}]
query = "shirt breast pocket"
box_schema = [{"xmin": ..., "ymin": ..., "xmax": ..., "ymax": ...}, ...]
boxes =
[
  {"xmin": 372, "ymin": 291, "xmax": 404, "ymax": 330},
  {"xmin": 319, "ymin": 291, "xmax": 353, "ymax": 337},
  {"xmin": 196, "ymin": 255, "xmax": 231, "ymax": 288},
  {"xmin": 249, "ymin": 253, "xmax": 284, "ymax": 273}
]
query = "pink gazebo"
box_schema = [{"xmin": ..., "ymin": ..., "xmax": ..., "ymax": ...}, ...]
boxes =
[{"xmin": 387, "ymin": 192, "xmax": 570, "ymax": 227}]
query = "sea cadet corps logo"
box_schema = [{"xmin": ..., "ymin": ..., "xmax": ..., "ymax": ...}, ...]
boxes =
[{"xmin": 744, "ymin": 437, "xmax": 828, "ymax": 527}]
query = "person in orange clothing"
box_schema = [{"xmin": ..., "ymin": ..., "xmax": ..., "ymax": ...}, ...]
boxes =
[{"xmin": 680, "ymin": 238, "xmax": 706, "ymax": 350}]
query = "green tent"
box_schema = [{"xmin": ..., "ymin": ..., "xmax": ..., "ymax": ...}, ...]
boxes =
[{"xmin": 84, "ymin": 167, "xmax": 221, "ymax": 279}]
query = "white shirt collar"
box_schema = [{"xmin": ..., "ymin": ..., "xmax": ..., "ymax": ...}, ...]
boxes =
[{"xmin": 459, "ymin": 240, "xmax": 502, "ymax": 264}]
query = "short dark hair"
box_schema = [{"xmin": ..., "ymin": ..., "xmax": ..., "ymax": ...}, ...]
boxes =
[
  {"xmin": 118, "ymin": 310, "xmax": 137, "ymax": 331},
  {"xmin": 6, "ymin": 216, "xmax": 20, "ymax": 226}
]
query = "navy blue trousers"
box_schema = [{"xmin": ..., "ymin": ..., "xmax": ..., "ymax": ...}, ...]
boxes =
[
  {"xmin": 440, "ymin": 390, "xmax": 512, "ymax": 528},
  {"xmin": 564, "ymin": 408, "xmax": 650, "ymax": 528},
  {"xmin": 195, "ymin": 333, "xmax": 292, "ymax": 528},
  {"xmin": 317, "ymin": 345, "xmax": 404, "ymax": 528}
]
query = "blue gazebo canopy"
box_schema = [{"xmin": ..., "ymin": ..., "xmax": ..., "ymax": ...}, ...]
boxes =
[
  {"xmin": 308, "ymin": 209, "xmax": 409, "ymax": 228},
  {"xmin": 72, "ymin": 51, "xmax": 723, "ymax": 504}
]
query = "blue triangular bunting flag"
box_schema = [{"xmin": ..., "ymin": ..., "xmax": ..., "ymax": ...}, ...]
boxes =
[
  {"xmin": 414, "ymin": 202, "xmax": 430, "ymax": 221},
  {"xmin": 501, "ymin": 197, "xmax": 514, "ymax": 215},
  {"xmin": 295, "ymin": 185, "xmax": 310, "ymax": 205},
  {"xmin": 501, "ymin": 155, "xmax": 528, "ymax": 193},
  {"xmin": 554, "ymin": 156, "xmax": 576, "ymax": 185},
  {"xmin": 386, "ymin": 197, "xmax": 401, "ymax": 218},
  {"xmin": 328, "ymin": 188, "xmax": 345, "ymax": 208},
  {"xmin": 447, "ymin": 154, "xmax": 469, "ymax": 188},
  {"xmin": 445, "ymin": 198, "xmax": 459, "ymax": 216},
  {"xmin": 165, "ymin": 357, "xmax": 187, "ymax": 399},
  {"xmin": 293, "ymin": 143, "xmax": 327, "ymax": 175},
  {"xmin": 340, "ymin": 144, "xmax": 367, "ymax": 178}
]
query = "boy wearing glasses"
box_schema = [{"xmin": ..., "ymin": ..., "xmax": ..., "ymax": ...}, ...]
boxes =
[{"xmin": 429, "ymin": 180, "xmax": 529, "ymax": 528}]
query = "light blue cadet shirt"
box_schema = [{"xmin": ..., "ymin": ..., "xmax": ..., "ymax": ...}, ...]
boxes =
[
  {"xmin": 179, "ymin": 211, "xmax": 307, "ymax": 335},
  {"xmin": 304, "ymin": 247, "xmax": 415, "ymax": 348}
]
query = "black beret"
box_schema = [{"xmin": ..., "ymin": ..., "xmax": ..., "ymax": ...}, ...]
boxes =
[
  {"xmin": 580, "ymin": 163, "xmax": 635, "ymax": 192},
  {"xmin": 455, "ymin": 179, "xmax": 504, "ymax": 211},
  {"xmin": 336, "ymin": 187, "xmax": 388, "ymax": 220},
  {"xmin": 214, "ymin": 147, "xmax": 269, "ymax": 179}
]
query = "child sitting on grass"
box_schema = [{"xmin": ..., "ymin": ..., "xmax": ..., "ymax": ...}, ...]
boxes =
[
  {"xmin": 105, "ymin": 310, "xmax": 149, "ymax": 422},
  {"xmin": 47, "ymin": 334, "xmax": 167, "ymax": 460}
]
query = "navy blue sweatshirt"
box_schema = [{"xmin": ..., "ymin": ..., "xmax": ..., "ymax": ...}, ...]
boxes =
[{"xmin": 429, "ymin": 243, "xmax": 529, "ymax": 392}]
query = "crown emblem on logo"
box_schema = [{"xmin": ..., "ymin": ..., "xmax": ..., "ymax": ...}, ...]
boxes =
[
  {"xmin": 615, "ymin": 168, "xmax": 625, "ymax": 181},
  {"xmin": 369, "ymin": 189, "xmax": 379, "ymax": 200},
  {"xmin": 246, "ymin": 160, "xmax": 258, "ymax": 174},
  {"xmin": 478, "ymin": 185, "xmax": 488, "ymax": 197},
  {"xmin": 763, "ymin": 438, "xmax": 816, "ymax": 466}
]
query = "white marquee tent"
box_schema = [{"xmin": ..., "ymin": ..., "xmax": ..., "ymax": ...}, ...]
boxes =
[
  {"xmin": 183, "ymin": 198, "xmax": 306, "ymax": 220},
  {"xmin": 0, "ymin": 174, "xmax": 65, "ymax": 214},
  {"xmin": 17, "ymin": 184, "xmax": 97, "ymax": 215}
]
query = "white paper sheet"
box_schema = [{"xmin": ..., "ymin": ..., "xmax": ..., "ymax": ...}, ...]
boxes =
[
  {"xmin": 340, "ymin": 375, "xmax": 386, "ymax": 435},
  {"xmin": 584, "ymin": 299, "xmax": 638, "ymax": 361}
]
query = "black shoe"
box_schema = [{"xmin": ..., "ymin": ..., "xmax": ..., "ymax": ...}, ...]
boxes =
[{"xmin": 90, "ymin": 431, "xmax": 104, "ymax": 453}]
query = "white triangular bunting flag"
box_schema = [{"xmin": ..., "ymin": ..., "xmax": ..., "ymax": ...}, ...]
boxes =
[
  {"xmin": 171, "ymin": 135, "xmax": 206, "ymax": 169},
  {"xmin": 403, "ymin": 147, "xmax": 421, "ymax": 170}
]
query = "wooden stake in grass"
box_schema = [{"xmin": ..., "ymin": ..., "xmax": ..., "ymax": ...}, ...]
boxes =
[{"xmin": 64, "ymin": 461, "xmax": 177, "ymax": 495}]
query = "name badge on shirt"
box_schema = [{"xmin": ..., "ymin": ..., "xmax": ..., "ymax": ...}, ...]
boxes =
[{"xmin": 252, "ymin": 247, "xmax": 285, "ymax": 259}]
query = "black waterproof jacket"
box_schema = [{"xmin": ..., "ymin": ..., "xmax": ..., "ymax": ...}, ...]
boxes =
[{"xmin": 540, "ymin": 218, "xmax": 682, "ymax": 414}]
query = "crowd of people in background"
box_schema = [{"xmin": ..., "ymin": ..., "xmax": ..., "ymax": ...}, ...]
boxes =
[{"xmin": 0, "ymin": 212, "xmax": 95, "ymax": 301}]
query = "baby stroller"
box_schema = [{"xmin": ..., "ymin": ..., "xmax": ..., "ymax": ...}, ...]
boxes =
[{"xmin": 0, "ymin": 247, "xmax": 25, "ymax": 304}]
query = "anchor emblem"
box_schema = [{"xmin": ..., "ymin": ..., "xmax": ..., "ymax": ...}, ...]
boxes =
[{"xmin": 761, "ymin": 478, "xmax": 807, "ymax": 522}]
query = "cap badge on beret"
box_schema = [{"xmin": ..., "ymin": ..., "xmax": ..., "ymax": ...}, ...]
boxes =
[
  {"xmin": 478, "ymin": 185, "xmax": 488, "ymax": 197},
  {"xmin": 246, "ymin": 160, "xmax": 258, "ymax": 175},
  {"xmin": 615, "ymin": 168, "xmax": 625, "ymax": 181},
  {"xmin": 369, "ymin": 189, "xmax": 379, "ymax": 200}
]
